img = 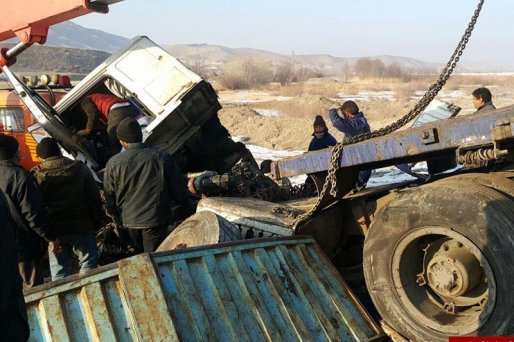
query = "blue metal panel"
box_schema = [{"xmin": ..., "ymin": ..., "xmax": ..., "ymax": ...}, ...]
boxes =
[
  {"xmin": 24, "ymin": 268, "xmax": 138, "ymax": 342},
  {"xmin": 153, "ymin": 237, "xmax": 382, "ymax": 341},
  {"xmin": 24, "ymin": 237, "xmax": 383, "ymax": 341},
  {"xmin": 272, "ymin": 105, "xmax": 514, "ymax": 178}
]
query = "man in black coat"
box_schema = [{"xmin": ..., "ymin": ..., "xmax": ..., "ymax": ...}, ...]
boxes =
[
  {"xmin": 0, "ymin": 135, "xmax": 59, "ymax": 288},
  {"xmin": 32, "ymin": 138, "xmax": 104, "ymax": 280},
  {"xmin": 0, "ymin": 190, "xmax": 29, "ymax": 341},
  {"xmin": 103, "ymin": 118, "xmax": 189, "ymax": 252}
]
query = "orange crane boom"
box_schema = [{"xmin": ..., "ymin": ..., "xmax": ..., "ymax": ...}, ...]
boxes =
[{"xmin": 0, "ymin": 0, "xmax": 122, "ymax": 68}]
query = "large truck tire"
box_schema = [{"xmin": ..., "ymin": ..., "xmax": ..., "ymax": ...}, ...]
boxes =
[{"xmin": 363, "ymin": 181, "xmax": 514, "ymax": 341}]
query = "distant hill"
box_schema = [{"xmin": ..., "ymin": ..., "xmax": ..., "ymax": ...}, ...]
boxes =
[
  {"xmin": 164, "ymin": 43, "xmax": 440, "ymax": 75},
  {"xmin": 0, "ymin": 22, "xmax": 440, "ymax": 77},
  {"xmin": 0, "ymin": 43, "xmax": 110, "ymax": 76},
  {"xmin": 0, "ymin": 21, "xmax": 127, "ymax": 76},
  {"xmin": 46, "ymin": 22, "xmax": 130, "ymax": 53},
  {"xmin": 5, "ymin": 21, "xmax": 129, "ymax": 53}
]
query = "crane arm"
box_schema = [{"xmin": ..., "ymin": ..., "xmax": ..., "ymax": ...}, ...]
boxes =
[{"xmin": 0, "ymin": 0, "xmax": 123, "ymax": 68}]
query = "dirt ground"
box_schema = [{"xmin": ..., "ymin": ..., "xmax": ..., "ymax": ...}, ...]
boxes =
[{"xmin": 217, "ymin": 76, "xmax": 514, "ymax": 150}]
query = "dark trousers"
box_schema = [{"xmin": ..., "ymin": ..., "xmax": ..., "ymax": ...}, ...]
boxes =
[
  {"xmin": 18, "ymin": 258, "xmax": 44, "ymax": 289},
  {"xmin": 107, "ymin": 106, "xmax": 138, "ymax": 155},
  {"xmin": 127, "ymin": 225, "xmax": 167, "ymax": 253}
]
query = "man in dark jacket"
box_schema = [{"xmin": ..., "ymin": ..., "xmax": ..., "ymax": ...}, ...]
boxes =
[
  {"xmin": 103, "ymin": 117, "xmax": 189, "ymax": 252},
  {"xmin": 0, "ymin": 135, "xmax": 59, "ymax": 288},
  {"xmin": 0, "ymin": 190, "xmax": 29, "ymax": 341},
  {"xmin": 308, "ymin": 115, "xmax": 337, "ymax": 151},
  {"xmin": 329, "ymin": 100, "xmax": 372, "ymax": 189},
  {"xmin": 32, "ymin": 138, "xmax": 103, "ymax": 280},
  {"xmin": 472, "ymin": 87, "xmax": 496, "ymax": 113}
]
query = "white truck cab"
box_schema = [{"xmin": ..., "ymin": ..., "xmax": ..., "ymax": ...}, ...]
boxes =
[{"xmin": 4, "ymin": 36, "xmax": 245, "ymax": 175}]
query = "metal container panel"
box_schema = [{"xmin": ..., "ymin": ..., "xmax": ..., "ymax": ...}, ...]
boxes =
[{"xmin": 24, "ymin": 237, "xmax": 383, "ymax": 341}]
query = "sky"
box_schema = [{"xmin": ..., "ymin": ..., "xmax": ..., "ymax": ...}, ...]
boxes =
[{"xmin": 74, "ymin": 0, "xmax": 514, "ymax": 70}]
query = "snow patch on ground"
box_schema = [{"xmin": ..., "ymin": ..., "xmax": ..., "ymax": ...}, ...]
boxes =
[
  {"xmin": 246, "ymin": 144, "xmax": 304, "ymax": 161},
  {"xmin": 336, "ymin": 91, "xmax": 396, "ymax": 102},
  {"xmin": 368, "ymin": 163, "xmax": 428, "ymax": 187},
  {"xmin": 254, "ymin": 109, "xmax": 281, "ymax": 117},
  {"xmin": 246, "ymin": 144, "xmax": 307, "ymax": 185},
  {"xmin": 219, "ymin": 91, "xmax": 292, "ymax": 104}
]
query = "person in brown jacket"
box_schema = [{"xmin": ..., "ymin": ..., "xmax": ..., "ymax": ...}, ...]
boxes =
[{"xmin": 32, "ymin": 138, "xmax": 104, "ymax": 280}]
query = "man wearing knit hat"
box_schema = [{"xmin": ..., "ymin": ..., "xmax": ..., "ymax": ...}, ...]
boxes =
[
  {"xmin": 0, "ymin": 135, "xmax": 59, "ymax": 288},
  {"xmin": 308, "ymin": 115, "xmax": 337, "ymax": 152},
  {"xmin": 32, "ymin": 138, "xmax": 104, "ymax": 280},
  {"xmin": 103, "ymin": 117, "xmax": 189, "ymax": 252}
]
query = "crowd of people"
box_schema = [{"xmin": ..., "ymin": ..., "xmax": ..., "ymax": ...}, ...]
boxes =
[{"xmin": 0, "ymin": 115, "xmax": 190, "ymax": 338}]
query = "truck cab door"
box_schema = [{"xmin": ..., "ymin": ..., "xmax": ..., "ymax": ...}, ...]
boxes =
[{"xmin": 1, "ymin": 66, "xmax": 98, "ymax": 169}]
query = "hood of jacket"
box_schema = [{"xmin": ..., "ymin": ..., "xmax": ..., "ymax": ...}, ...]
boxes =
[{"xmin": 32, "ymin": 157, "xmax": 81, "ymax": 185}]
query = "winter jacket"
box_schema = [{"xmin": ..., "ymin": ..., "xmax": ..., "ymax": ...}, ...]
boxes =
[
  {"xmin": 308, "ymin": 130, "xmax": 337, "ymax": 151},
  {"xmin": 103, "ymin": 143, "xmax": 189, "ymax": 228},
  {"xmin": 329, "ymin": 108, "xmax": 371, "ymax": 141},
  {"xmin": 32, "ymin": 157, "xmax": 104, "ymax": 236},
  {"xmin": 0, "ymin": 160, "xmax": 55, "ymax": 261},
  {"xmin": 0, "ymin": 191, "xmax": 29, "ymax": 341},
  {"xmin": 476, "ymin": 102, "xmax": 496, "ymax": 113}
]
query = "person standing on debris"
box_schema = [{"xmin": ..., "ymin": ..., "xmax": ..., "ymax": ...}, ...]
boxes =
[
  {"xmin": 0, "ymin": 190, "xmax": 29, "ymax": 341},
  {"xmin": 32, "ymin": 138, "xmax": 104, "ymax": 280},
  {"xmin": 0, "ymin": 135, "xmax": 59, "ymax": 288},
  {"xmin": 329, "ymin": 100, "xmax": 372, "ymax": 190},
  {"xmin": 472, "ymin": 87, "xmax": 496, "ymax": 113},
  {"xmin": 78, "ymin": 93, "xmax": 139, "ymax": 155},
  {"xmin": 308, "ymin": 115, "xmax": 337, "ymax": 151},
  {"xmin": 103, "ymin": 117, "xmax": 189, "ymax": 253}
]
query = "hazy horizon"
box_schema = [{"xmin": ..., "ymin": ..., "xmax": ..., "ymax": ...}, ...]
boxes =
[{"xmin": 73, "ymin": 1, "xmax": 514, "ymax": 70}]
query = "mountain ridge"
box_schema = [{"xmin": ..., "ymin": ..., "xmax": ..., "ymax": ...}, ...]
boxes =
[{"xmin": 0, "ymin": 21, "xmax": 469, "ymax": 75}]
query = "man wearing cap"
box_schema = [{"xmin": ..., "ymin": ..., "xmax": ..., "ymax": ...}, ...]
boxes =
[
  {"xmin": 103, "ymin": 117, "xmax": 189, "ymax": 252},
  {"xmin": 78, "ymin": 93, "xmax": 138, "ymax": 155},
  {"xmin": 32, "ymin": 138, "xmax": 103, "ymax": 280},
  {"xmin": 0, "ymin": 135, "xmax": 59, "ymax": 288}
]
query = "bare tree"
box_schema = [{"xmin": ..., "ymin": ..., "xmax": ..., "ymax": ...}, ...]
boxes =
[{"xmin": 219, "ymin": 58, "xmax": 273, "ymax": 89}]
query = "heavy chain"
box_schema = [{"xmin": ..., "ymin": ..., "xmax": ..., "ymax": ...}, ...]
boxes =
[{"xmin": 294, "ymin": 0, "xmax": 485, "ymax": 229}]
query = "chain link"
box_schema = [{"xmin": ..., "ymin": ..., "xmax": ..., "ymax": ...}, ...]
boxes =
[{"xmin": 293, "ymin": 0, "xmax": 485, "ymax": 229}]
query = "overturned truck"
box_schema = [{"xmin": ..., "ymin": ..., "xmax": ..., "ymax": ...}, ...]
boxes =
[{"xmin": 5, "ymin": 34, "xmax": 514, "ymax": 340}]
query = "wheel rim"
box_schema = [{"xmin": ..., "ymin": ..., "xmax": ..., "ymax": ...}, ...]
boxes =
[{"xmin": 391, "ymin": 227, "xmax": 496, "ymax": 335}]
